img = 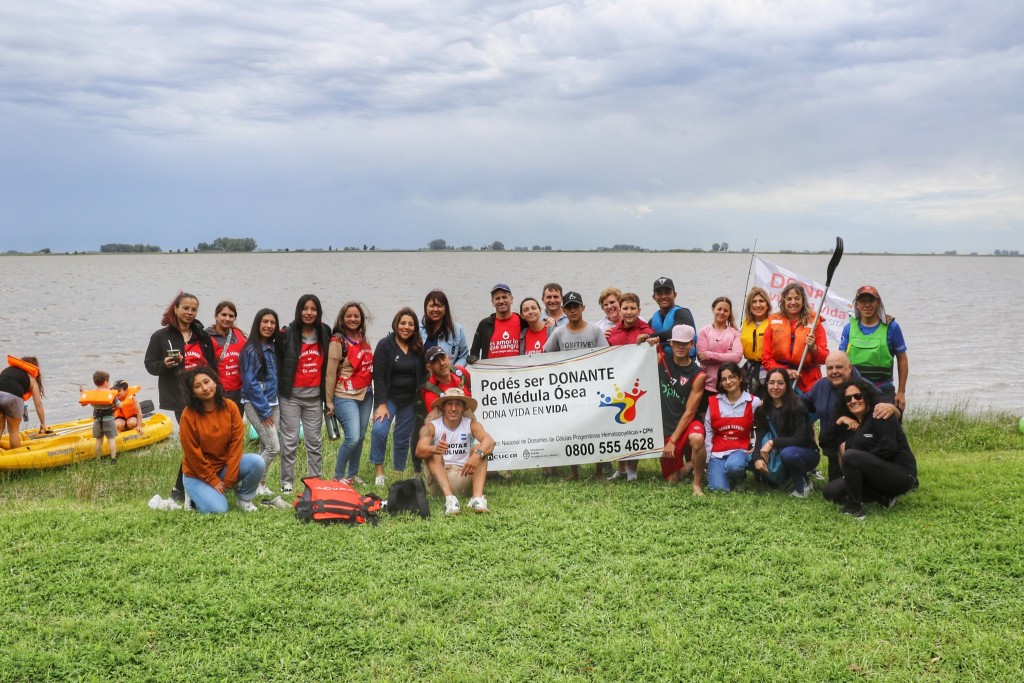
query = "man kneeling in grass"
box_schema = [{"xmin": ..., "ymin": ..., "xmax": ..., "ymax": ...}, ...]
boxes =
[{"xmin": 415, "ymin": 388, "xmax": 495, "ymax": 516}]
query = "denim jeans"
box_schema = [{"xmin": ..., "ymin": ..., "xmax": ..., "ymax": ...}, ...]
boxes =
[
  {"xmin": 368, "ymin": 400, "xmax": 415, "ymax": 472},
  {"xmin": 707, "ymin": 449, "xmax": 749, "ymax": 492},
  {"xmin": 182, "ymin": 453, "xmax": 265, "ymax": 514},
  {"xmin": 333, "ymin": 393, "xmax": 372, "ymax": 479},
  {"xmin": 243, "ymin": 402, "xmax": 281, "ymax": 477},
  {"xmin": 779, "ymin": 445, "xmax": 820, "ymax": 493}
]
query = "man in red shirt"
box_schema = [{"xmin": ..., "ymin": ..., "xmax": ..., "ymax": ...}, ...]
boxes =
[
  {"xmin": 470, "ymin": 283, "xmax": 527, "ymax": 361},
  {"xmin": 421, "ymin": 346, "xmax": 472, "ymax": 415}
]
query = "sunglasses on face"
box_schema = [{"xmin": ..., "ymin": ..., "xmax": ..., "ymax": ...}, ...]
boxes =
[{"xmin": 844, "ymin": 392, "xmax": 864, "ymax": 404}]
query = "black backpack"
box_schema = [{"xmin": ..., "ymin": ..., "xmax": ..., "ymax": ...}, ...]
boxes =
[{"xmin": 384, "ymin": 478, "xmax": 430, "ymax": 519}]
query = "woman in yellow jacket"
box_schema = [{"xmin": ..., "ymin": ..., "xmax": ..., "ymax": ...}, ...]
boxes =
[{"xmin": 739, "ymin": 287, "xmax": 771, "ymax": 394}]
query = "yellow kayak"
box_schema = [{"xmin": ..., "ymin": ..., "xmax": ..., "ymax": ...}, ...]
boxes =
[{"xmin": 0, "ymin": 414, "xmax": 173, "ymax": 470}]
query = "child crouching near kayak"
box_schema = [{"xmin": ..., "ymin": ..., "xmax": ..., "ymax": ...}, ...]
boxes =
[
  {"xmin": 80, "ymin": 371, "xmax": 121, "ymax": 464},
  {"xmin": 112, "ymin": 379, "xmax": 144, "ymax": 433}
]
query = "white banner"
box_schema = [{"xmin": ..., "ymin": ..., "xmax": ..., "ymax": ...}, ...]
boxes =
[
  {"xmin": 472, "ymin": 345, "xmax": 663, "ymax": 470},
  {"xmin": 753, "ymin": 256, "xmax": 854, "ymax": 345}
]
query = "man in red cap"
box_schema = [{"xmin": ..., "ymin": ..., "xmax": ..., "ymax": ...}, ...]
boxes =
[{"xmin": 839, "ymin": 286, "xmax": 909, "ymax": 412}]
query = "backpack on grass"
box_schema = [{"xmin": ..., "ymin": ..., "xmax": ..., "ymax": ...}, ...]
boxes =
[
  {"xmin": 385, "ymin": 478, "xmax": 430, "ymax": 519},
  {"xmin": 294, "ymin": 477, "xmax": 382, "ymax": 526}
]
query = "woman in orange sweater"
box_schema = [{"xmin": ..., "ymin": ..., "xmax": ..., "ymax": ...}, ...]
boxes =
[
  {"xmin": 761, "ymin": 282, "xmax": 828, "ymax": 393},
  {"xmin": 179, "ymin": 366, "xmax": 265, "ymax": 513}
]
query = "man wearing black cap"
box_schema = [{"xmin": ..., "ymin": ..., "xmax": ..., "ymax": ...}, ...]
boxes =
[
  {"xmin": 470, "ymin": 283, "xmax": 528, "ymax": 362},
  {"xmin": 649, "ymin": 277, "xmax": 696, "ymax": 357},
  {"xmin": 544, "ymin": 292, "xmax": 609, "ymax": 353},
  {"xmin": 543, "ymin": 291, "xmax": 609, "ymax": 481},
  {"xmin": 421, "ymin": 346, "xmax": 472, "ymax": 415}
]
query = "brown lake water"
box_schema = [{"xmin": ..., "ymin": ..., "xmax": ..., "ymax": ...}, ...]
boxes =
[{"xmin": 2, "ymin": 252, "xmax": 1021, "ymax": 424}]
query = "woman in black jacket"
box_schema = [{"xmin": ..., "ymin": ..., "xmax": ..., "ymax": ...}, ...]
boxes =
[
  {"xmin": 752, "ymin": 368, "xmax": 820, "ymax": 497},
  {"xmin": 822, "ymin": 378, "xmax": 918, "ymax": 519},
  {"xmin": 144, "ymin": 291, "xmax": 218, "ymax": 502},
  {"xmin": 368, "ymin": 307, "xmax": 425, "ymax": 487},
  {"xmin": 277, "ymin": 294, "xmax": 331, "ymax": 493}
]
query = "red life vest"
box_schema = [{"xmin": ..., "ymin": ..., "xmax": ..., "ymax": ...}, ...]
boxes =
[
  {"xmin": 183, "ymin": 339, "xmax": 207, "ymax": 370},
  {"xmin": 489, "ymin": 315, "xmax": 521, "ymax": 358},
  {"xmin": 294, "ymin": 340, "xmax": 324, "ymax": 388},
  {"xmin": 523, "ymin": 327, "xmax": 547, "ymax": 355},
  {"xmin": 213, "ymin": 329, "xmax": 247, "ymax": 392},
  {"xmin": 332, "ymin": 335, "xmax": 373, "ymax": 392},
  {"xmin": 708, "ymin": 395, "xmax": 754, "ymax": 453},
  {"xmin": 421, "ymin": 366, "xmax": 471, "ymax": 413}
]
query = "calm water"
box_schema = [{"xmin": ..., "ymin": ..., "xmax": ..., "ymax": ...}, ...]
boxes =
[{"xmin": 2, "ymin": 252, "xmax": 1021, "ymax": 424}]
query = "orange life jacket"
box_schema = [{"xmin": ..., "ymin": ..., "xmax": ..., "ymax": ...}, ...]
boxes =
[
  {"xmin": 79, "ymin": 389, "xmax": 118, "ymax": 407},
  {"xmin": 767, "ymin": 315, "xmax": 811, "ymax": 367},
  {"xmin": 6, "ymin": 356, "xmax": 39, "ymax": 400},
  {"xmin": 113, "ymin": 386, "xmax": 141, "ymax": 419}
]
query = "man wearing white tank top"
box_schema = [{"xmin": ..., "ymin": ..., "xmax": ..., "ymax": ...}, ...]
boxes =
[{"xmin": 415, "ymin": 388, "xmax": 495, "ymax": 515}]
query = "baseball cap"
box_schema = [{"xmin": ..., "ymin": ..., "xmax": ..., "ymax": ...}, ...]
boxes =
[
  {"xmin": 653, "ymin": 277, "xmax": 675, "ymax": 293},
  {"xmin": 425, "ymin": 346, "xmax": 448, "ymax": 364},
  {"xmin": 490, "ymin": 283, "xmax": 512, "ymax": 295},
  {"xmin": 562, "ymin": 291, "xmax": 583, "ymax": 306},
  {"xmin": 670, "ymin": 325, "xmax": 695, "ymax": 343}
]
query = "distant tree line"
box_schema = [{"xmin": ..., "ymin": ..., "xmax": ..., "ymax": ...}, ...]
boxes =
[
  {"xmin": 100, "ymin": 243, "xmax": 162, "ymax": 253},
  {"xmin": 196, "ymin": 237, "xmax": 257, "ymax": 252}
]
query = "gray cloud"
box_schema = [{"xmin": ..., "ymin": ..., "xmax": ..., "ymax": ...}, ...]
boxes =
[{"xmin": 1, "ymin": 0, "xmax": 1021, "ymax": 252}]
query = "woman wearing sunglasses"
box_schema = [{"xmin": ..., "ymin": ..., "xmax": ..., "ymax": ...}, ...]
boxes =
[{"xmin": 822, "ymin": 378, "xmax": 918, "ymax": 519}]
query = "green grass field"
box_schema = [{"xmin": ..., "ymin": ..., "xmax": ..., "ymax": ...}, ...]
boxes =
[{"xmin": 1, "ymin": 411, "xmax": 1022, "ymax": 682}]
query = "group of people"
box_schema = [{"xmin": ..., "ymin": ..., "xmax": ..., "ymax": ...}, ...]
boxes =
[{"xmin": 1, "ymin": 274, "xmax": 910, "ymax": 520}]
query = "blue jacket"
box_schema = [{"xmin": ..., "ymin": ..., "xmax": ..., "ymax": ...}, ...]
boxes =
[
  {"xmin": 419, "ymin": 319, "xmax": 469, "ymax": 367},
  {"xmin": 240, "ymin": 341, "xmax": 279, "ymax": 421}
]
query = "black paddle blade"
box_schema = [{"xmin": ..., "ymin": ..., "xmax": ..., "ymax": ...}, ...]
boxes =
[{"xmin": 825, "ymin": 236, "xmax": 844, "ymax": 285}]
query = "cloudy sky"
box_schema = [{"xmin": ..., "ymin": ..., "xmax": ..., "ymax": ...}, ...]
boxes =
[{"xmin": 2, "ymin": 0, "xmax": 1021, "ymax": 253}]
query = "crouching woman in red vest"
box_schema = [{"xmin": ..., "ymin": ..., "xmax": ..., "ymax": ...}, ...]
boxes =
[
  {"xmin": 179, "ymin": 366, "xmax": 265, "ymax": 514},
  {"xmin": 703, "ymin": 362, "xmax": 761, "ymax": 492}
]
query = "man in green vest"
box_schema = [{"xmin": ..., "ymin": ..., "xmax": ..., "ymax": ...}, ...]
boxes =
[{"xmin": 839, "ymin": 286, "xmax": 909, "ymax": 412}]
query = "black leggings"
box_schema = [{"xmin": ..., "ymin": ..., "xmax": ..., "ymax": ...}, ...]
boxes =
[
  {"xmin": 822, "ymin": 449, "xmax": 916, "ymax": 506},
  {"xmin": 172, "ymin": 409, "xmax": 185, "ymax": 494}
]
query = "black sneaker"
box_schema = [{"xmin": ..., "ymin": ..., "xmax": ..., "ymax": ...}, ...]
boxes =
[
  {"xmin": 882, "ymin": 495, "xmax": 899, "ymax": 509},
  {"xmin": 169, "ymin": 488, "xmax": 185, "ymax": 504},
  {"xmin": 841, "ymin": 502, "xmax": 866, "ymax": 520}
]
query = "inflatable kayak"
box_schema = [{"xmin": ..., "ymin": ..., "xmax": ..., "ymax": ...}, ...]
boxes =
[{"xmin": 0, "ymin": 414, "xmax": 173, "ymax": 470}]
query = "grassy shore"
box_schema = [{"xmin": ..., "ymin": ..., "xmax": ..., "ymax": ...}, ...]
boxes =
[{"xmin": 1, "ymin": 412, "xmax": 1022, "ymax": 682}]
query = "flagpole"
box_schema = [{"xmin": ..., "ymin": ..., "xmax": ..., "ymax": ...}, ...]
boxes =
[{"xmin": 741, "ymin": 238, "xmax": 758, "ymax": 307}]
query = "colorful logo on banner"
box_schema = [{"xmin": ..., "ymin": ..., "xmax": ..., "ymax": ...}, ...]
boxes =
[{"xmin": 597, "ymin": 379, "xmax": 646, "ymax": 424}]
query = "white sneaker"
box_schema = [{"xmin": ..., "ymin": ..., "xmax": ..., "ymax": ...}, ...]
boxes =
[
  {"xmin": 468, "ymin": 496, "xmax": 489, "ymax": 513},
  {"xmin": 444, "ymin": 495, "xmax": 461, "ymax": 516},
  {"xmin": 350, "ymin": 476, "xmax": 366, "ymax": 485},
  {"xmin": 236, "ymin": 499, "xmax": 259, "ymax": 513},
  {"xmin": 255, "ymin": 483, "xmax": 274, "ymax": 496},
  {"xmin": 625, "ymin": 471, "xmax": 638, "ymax": 482},
  {"xmin": 791, "ymin": 484, "xmax": 812, "ymax": 499},
  {"xmin": 261, "ymin": 495, "xmax": 291, "ymax": 510},
  {"xmin": 811, "ymin": 469, "xmax": 825, "ymax": 481},
  {"xmin": 281, "ymin": 483, "xmax": 293, "ymax": 494},
  {"xmin": 374, "ymin": 475, "xmax": 386, "ymax": 487},
  {"xmin": 607, "ymin": 470, "xmax": 625, "ymax": 481}
]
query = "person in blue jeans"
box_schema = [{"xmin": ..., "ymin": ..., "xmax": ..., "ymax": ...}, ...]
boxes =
[
  {"xmin": 179, "ymin": 366, "xmax": 265, "ymax": 514},
  {"xmin": 753, "ymin": 368, "xmax": 821, "ymax": 497},
  {"xmin": 325, "ymin": 302, "xmax": 375, "ymax": 483},
  {"xmin": 703, "ymin": 362, "xmax": 761, "ymax": 492},
  {"xmin": 368, "ymin": 308, "xmax": 425, "ymax": 487}
]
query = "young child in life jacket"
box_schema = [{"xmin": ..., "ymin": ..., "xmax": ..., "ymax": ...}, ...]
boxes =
[
  {"xmin": 112, "ymin": 379, "xmax": 144, "ymax": 434},
  {"xmin": 80, "ymin": 371, "xmax": 122, "ymax": 463}
]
